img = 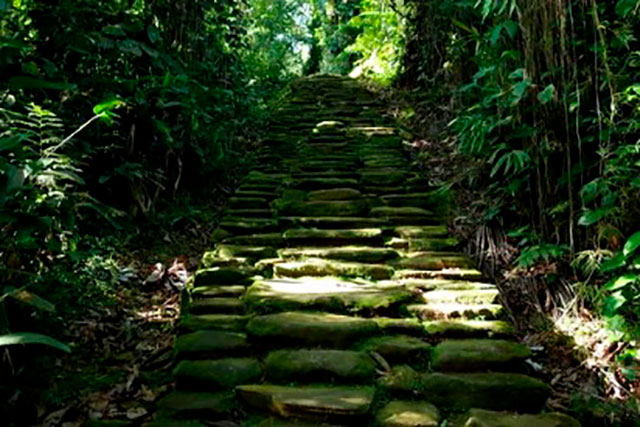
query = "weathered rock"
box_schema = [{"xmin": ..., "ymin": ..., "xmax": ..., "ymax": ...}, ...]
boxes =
[
  {"xmin": 292, "ymin": 178, "xmax": 359, "ymax": 190},
  {"xmin": 406, "ymin": 303, "xmax": 503, "ymax": 320},
  {"xmin": 279, "ymin": 246, "xmax": 399, "ymax": 263},
  {"xmin": 191, "ymin": 285, "xmax": 246, "ymax": 298},
  {"xmin": 244, "ymin": 278, "xmax": 412, "ymax": 314},
  {"xmin": 179, "ymin": 314, "xmax": 250, "ymax": 332},
  {"xmin": 222, "ymin": 233, "xmax": 284, "ymax": 247},
  {"xmin": 226, "ymin": 209, "xmax": 274, "ymax": 218},
  {"xmin": 229, "ymin": 197, "xmax": 270, "ymax": 209},
  {"xmin": 173, "ymin": 358, "xmax": 262, "ymax": 390},
  {"xmin": 189, "ymin": 297, "xmax": 245, "ymax": 315},
  {"xmin": 379, "ymin": 368, "xmax": 549, "ymax": 412},
  {"xmin": 395, "ymin": 226, "xmax": 449, "ymax": 238},
  {"xmin": 421, "ymin": 289, "xmax": 500, "ymax": 305},
  {"xmin": 407, "ymin": 238, "xmax": 460, "ymax": 252},
  {"xmin": 394, "ymin": 268, "xmax": 484, "ymax": 281},
  {"xmin": 219, "ymin": 218, "xmax": 279, "ymax": 234},
  {"xmin": 283, "ymin": 228, "xmax": 383, "ymax": 246},
  {"xmin": 371, "ymin": 206, "xmax": 433, "ymax": 218},
  {"xmin": 308, "ymin": 188, "xmax": 362, "ymax": 201},
  {"xmin": 373, "ymin": 317, "xmax": 425, "ymax": 336},
  {"xmin": 193, "ymin": 267, "xmax": 252, "ymax": 287},
  {"xmin": 376, "ymin": 401, "xmax": 440, "ymax": 427},
  {"xmin": 431, "ymin": 339, "xmax": 531, "ymax": 372},
  {"xmin": 265, "ymin": 349, "xmax": 376, "ymax": 382},
  {"xmin": 359, "ymin": 335, "xmax": 431, "ymax": 364},
  {"xmin": 246, "ymin": 311, "xmax": 379, "ymax": 348},
  {"xmin": 155, "ymin": 391, "xmax": 237, "ymax": 419},
  {"xmin": 394, "ymin": 254, "xmax": 474, "ymax": 270},
  {"xmin": 174, "ymin": 330, "xmax": 250, "ymax": 359},
  {"xmin": 236, "ymin": 385, "xmax": 375, "ymax": 420},
  {"xmin": 274, "ymin": 258, "xmax": 394, "ymax": 280},
  {"xmin": 423, "ymin": 320, "xmax": 515, "ymax": 338},
  {"xmin": 276, "ymin": 199, "xmax": 369, "ymax": 217},
  {"xmin": 458, "ymin": 409, "xmax": 581, "ymax": 427},
  {"xmin": 214, "ymin": 245, "xmax": 278, "ymax": 260},
  {"xmin": 280, "ymin": 216, "xmax": 387, "ymax": 229},
  {"xmin": 381, "ymin": 193, "xmax": 440, "ymax": 209}
]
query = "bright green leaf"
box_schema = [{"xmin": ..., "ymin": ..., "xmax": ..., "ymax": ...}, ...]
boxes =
[
  {"xmin": 537, "ymin": 84, "xmax": 556, "ymax": 104},
  {"xmin": 623, "ymin": 231, "xmax": 640, "ymax": 256},
  {"xmin": 0, "ymin": 332, "xmax": 70, "ymax": 353}
]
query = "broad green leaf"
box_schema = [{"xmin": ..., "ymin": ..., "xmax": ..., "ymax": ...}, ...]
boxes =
[
  {"xmin": 102, "ymin": 25, "xmax": 126, "ymax": 37},
  {"xmin": 578, "ymin": 207, "xmax": 610, "ymax": 226},
  {"xmin": 9, "ymin": 76, "xmax": 77, "ymax": 91},
  {"xmin": 93, "ymin": 98, "xmax": 126, "ymax": 115},
  {"xmin": 601, "ymin": 252, "xmax": 626, "ymax": 272},
  {"xmin": 537, "ymin": 84, "xmax": 555, "ymax": 104},
  {"xmin": 603, "ymin": 291, "xmax": 627, "ymax": 316},
  {"xmin": 0, "ymin": 332, "xmax": 70, "ymax": 353},
  {"xmin": 0, "ymin": 135, "xmax": 23, "ymax": 152},
  {"xmin": 604, "ymin": 273, "xmax": 639, "ymax": 291},
  {"xmin": 616, "ymin": 0, "xmax": 637, "ymax": 17},
  {"xmin": 623, "ymin": 231, "xmax": 640, "ymax": 256},
  {"xmin": 5, "ymin": 287, "xmax": 56, "ymax": 312}
]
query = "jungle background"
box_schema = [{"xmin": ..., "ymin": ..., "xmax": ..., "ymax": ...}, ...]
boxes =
[{"xmin": 1, "ymin": 0, "xmax": 639, "ymax": 425}]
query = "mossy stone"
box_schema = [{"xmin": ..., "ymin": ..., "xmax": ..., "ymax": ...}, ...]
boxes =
[
  {"xmin": 421, "ymin": 289, "xmax": 500, "ymax": 305},
  {"xmin": 459, "ymin": 409, "xmax": 580, "ymax": 427},
  {"xmin": 371, "ymin": 206, "xmax": 433, "ymax": 218},
  {"xmin": 308, "ymin": 188, "xmax": 362, "ymax": 201},
  {"xmin": 394, "ymin": 268, "xmax": 484, "ymax": 281},
  {"xmin": 236, "ymin": 385, "xmax": 375, "ymax": 420},
  {"xmin": 200, "ymin": 253, "xmax": 248, "ymax": 269},
  {"xmin": 360, "ymin": 170, "xmax": 407, "ymax": 186},
  {"xmin": 408, "ymin": 238, "xmax": 459, "ymax": 252},
  {"xmin": 174, "ymin": 330, "xmax": 249, "ymax": 359},
  {"xmin": 423, "ymin": 320, "xmax": 515, "ymax": 338},
  {"xmin": 373, "ymin": 317, "xmax": 425, "ymax": 336},
  {"xmin": 395, "ymin": 226, "xmax": 448, "ymax": 238},
  {"xmin": 219, "ymin": 218, "xmax": 279, "ymax": 234},
  {"xmin": 193, "ymin": 267, "xmax": 252, "ymax": 287},
  {"xmin": 275, "ymin": 199, "xmax": 369, "ymax": 217},
  {"xmin": 155, "ymin": 391, "xmax": 237, "ymax": 419},
  {"xmin": 406, "ymin": 303, "xmax": 504, "ymax": 320},
  {"xmin": 191, "ymin": 285, "xmax": 246, "ymax": 298},
  {"xmin": 179, "ymin": 314, "xmax": 250, "ymax": 332},
  {"xmin": 173, "ymin": 358, "xmax": 262, "ymax": 390},
  {"xmin": 292, "ymin": 177, "xmax": 359, "ymax": 190},
  {"xmin": 188, "ymin": 297, "xmax": 245, "ymax": 315},
  {"xmin": 229, "ymin": 197, "xmax": 270, "ymax": 209},
  {"xmin": 265, "ymin": 349, "xmax": 376, "ymax": 382},
  {"xmin": 246, "ymin": 311, "xmax": 379, "ymax": 348},
  {"xmin": 419, "ymin": 372, "xmax": 549, "ymax": 412},
  {"xmin": 380, "ymin": 193, "xmax": 440, "ymax": 209},
  {"xmin": 394, "ymin": 254, "xmax": 473, "ymax": 270},
  {"xmin": 274, "ymin": 258, "xmax": 394, "ymax": 280},
  {"xmin": 376, "ymin": 400, "xmax": 440, "ymax": 427},
  {"xmin": 215, "ymin": 245, "xmax": 278, "ymax": 260},
  {"xmin": 359, "ymin": 335, "xmax": 431, "ymax": 364},
  {"xmin": 244, "ymin": 278, "xmax": 412, "ymax": 314},
  {"xmin": 279, "ymin": 246, "xmax": 399, "ymax": 263},
  {"xmin": 222, "ymin": 233, "xmax": 284, "ymax": 247},
  {"xmin": 283, "ymin": 228, "xmax": 383, "ymax": 246},
  {"xmin": 280, "ymin": 216, "xmax": 387, "ymax": 229},
  {"xmin": 431, "ymin": 339, "xmax": 531, "ymax": 372}
]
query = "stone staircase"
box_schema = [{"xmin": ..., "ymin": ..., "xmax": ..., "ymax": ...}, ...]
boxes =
[{"xmin": 151, "ymin": 75, "xmax": 580, "ymax": 427}]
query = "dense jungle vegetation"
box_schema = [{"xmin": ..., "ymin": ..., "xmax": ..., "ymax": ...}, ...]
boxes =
[{"xmin": 1, "ymin": 0, "xmax": 640, "ymax": 424}]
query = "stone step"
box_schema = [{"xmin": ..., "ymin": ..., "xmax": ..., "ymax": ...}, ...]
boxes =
[
  {"xmin": 431, "ymin": 339, "xmax": 531, "ymax": 372},
  {"xmin": 278, "ymin": 246, "xmax": 398, "ymax": 263},
  {"xmin": 458, "ymin": 409, "xmax": 580, "ymax": 427},
  {"xmin": 376, "ymin": 401, "xmax": 440, "ymax": 427},
  {"xmin": 394, "ymin": 268, "xmax": 484, "ymax": 281},
  {"xmin": 214, "ymin": 245, "xmax": 278, "ymax": 260},
  {"xmin": 280, "ymin": 216, "xmax": 388, "ymax": 229},
  {"xmin": 226, "ymin": 209, "xmax": 274, "ymax": 218},
  {"xmin": 308, "ymin": 188, "xmax": 362, "ymax": 201},
  {"xmin": 173, "ymin": 358, "xmax": 262, "ymax": 390},
  {"xmin": 275, "ymin": 199, "xmax": 370, "ymax": 217},
  {"xmin": 406, "ymin": 303, "xmax": 504, "ymax": 320},
  {"xmin": 243, "ymin": 278, "xmax": 413, "ymax": 314},
  {"xmin": 236, "ymin": 385, "xmax": 375, "ymax": 421},
  {"xmin": 189, "ymin": 298, "xmax": 245, "ymax": 315},
  {"xmin": 423, "ymin": 320, "xmax": 515, "ymax": 338},
  {"xmin": 358, "ymin": 335, "xmax": 431, "ymax": 364},
  {"xmin": 379, "ymin": 366, "xmax": 549, "ymax": 413},
  {"xmin": 236, "ymin": 190, "xmax": 280, "ymax": 199},
  {"xmin": 283, "ymin": 228, "xmax": 384, "ymax": 246},
  {"xmin": 229, "ymin": 197, "xmax": 271, "ymax": 209},
  {"xmin": 394, "ymin": 278, "xmax": 497, "ymax": 292},
  {"xmin": 155, "ymin": 391, "xmax": 236, "ymax": 421},
  {"xmin": 179, "ymin": 314, "xmax": 250, "ymax": 332},
  {"xmin": 265, "ymin": 349, "xmax": 377, "ymax": 383},
  {"xmin": 393, "ymin": 254, "xmax": 475, "ymax": 270},
  {"xmin": 222, "ymin": 233, "xmax": 284, "ymax": 247},
  {"xmin": 360, "ymin": 170, "xmax": 408, "ymax": 186},
  {"xmin": 273, "ymin": 258, "xmax": 394, "ymax": 280},
  {"xmin": 421, "ymin": 289, "xmax": 500, "ymax": 305},
  {"xmin": 246, "ymin": 311, "xmax": 379, "ymax": 348},
  {"xmin": 191, "ymin": 285, "xmax": 246, "ymax": 299},
  {"xmin": 380, "ymin": 193, "xmax": 440, "ymax": 209},
  {"xmin": 219, "ymin": 218, "xmax": 280, "ymax": 234},
  {"xmin": 292, "ymin": 177, "xmax": 359, "ymax": 190},
  {"xmin": 174, "ymin": 330, "xmax": 250, "ymax": 360},
  {"xmin": 193, "ymin": 267, "xmax": 253, "ymax": 287}
]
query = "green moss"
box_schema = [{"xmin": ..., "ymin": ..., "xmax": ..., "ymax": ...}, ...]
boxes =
[
  {"xmin": 275, "ymin": 199, "xmax": 369, "ymax": 217},
  {"xmin": 408, "ymin": 238, "xmax": 459, "ymax": 252},
  {"xmin": 265, "ymin": 349, "xmax": 376, "ymax": 383},
  {"xmin": 373, "ymin": 317, "xmax": 425, "ymax": 336},
  {"xmin": 459, "ymin": 409, "xmax": 580, "ymax": 427},
  {"xmin": 423, "ymin": 320, "xmax": 515, "ymax": 338},
  {"xmin": 405, "ymin": 303, "xmax": 504, "ymax": 320},
  {"xmin": 394, "ymin": 254, "xmax": 473, "ymax": 270},
  {"xmin": 421, "ymin": 289, "xmax": 500, "ymax": 305},
  {"xmin": 283, "ymin": 228, "xmax": 383, "ymax": 246},
  {"xmin": 215, "ymin": 245, "xmax": 278, "ymax": 260},
  {"xmin": 188, "ymin": 297, "xmax": 245, "ymax": 315},
  {"xmin": 173, "ymin": 358, "xmax": 262, "ymax": 390},
  {"xmin": 193, "ymin": 267, "xmax": 253, "ymax": 287},
  {"xmin": 431, "ymin": 339, "xmax": 531, "ymax": 372},
  {"xmin": 273, "ymin": 258, "xmax": 394, "ymax": 281},
  {"xmin": 155, "ymin": 391, "xmax": 237, "ymax": 419},
  {"xmin": 394, "ymin": 226, "xmax": 449, "ymax": 239},
  {"xmin": 246, "ymin": 311, "xmax": 379, "ymax": 348},
  {"xmin": 278, "ymin": 246, "xmax": 399, "ymax": 263},
  {"xmin": 358, "ymin": 335, "xmax": 431, "ymax": 364},
  {"xmin": 174, "ymin": 330, "xmax": 249, "ymax": 360},
  {"xmin": 308, "ymin": 188, "xmax": 362, "ymax": 201},
  {"xmin": 179, "ymin": 314, "xmax": 250, "ymax": 332}
]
